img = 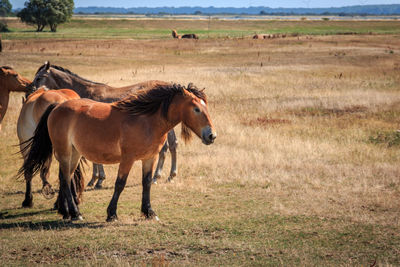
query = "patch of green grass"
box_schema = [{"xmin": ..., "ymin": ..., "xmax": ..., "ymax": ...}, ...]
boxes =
[{"xmin": 369, "ymin": 130, "xmax": 400, "ymax": 147}]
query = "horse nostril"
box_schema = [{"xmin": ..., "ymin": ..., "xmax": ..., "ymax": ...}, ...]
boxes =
[{"xmin": 209, "ymin": 133, "xmax": 216, "ymax": 141}]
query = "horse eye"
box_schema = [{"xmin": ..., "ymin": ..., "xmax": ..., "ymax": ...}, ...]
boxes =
[{"xmin": 194, "ymin": 107, "xmax": 201, "ymax": 113}]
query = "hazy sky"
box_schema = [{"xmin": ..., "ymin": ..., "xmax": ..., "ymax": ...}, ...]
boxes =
[{"xmin": 9, "ymin": 0, "xmax": 399, "ymax": 9}]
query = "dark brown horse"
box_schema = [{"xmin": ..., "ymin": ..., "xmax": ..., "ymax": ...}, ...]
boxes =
[
  {"xmin": 30, "ymin": 62, "xmax": 180, "ymax": 185},
  {"xmin": 20, "ymin": 83, "xmax": 216, "ymax": 221}
]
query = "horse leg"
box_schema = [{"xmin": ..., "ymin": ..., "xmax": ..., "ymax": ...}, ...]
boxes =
[
  {"xmin": 106, "ymin": 159, "xmax": 134, "ymax": 222},
  {"xmin": 21, "ymin": 146, "xmax": 33, "ymax": 207},
  {"xmin": 141, "ymin": 158, "xmax": 158, "ymax": 220},
  {"xmin": 40, "ymin": 157, "xmax": 55, "ymax": 199},
  {"xmin": 22, "ymin": 175, "xmax": 33, "ymax": 208},
  {"xmin": 94, "ymin": 164, "xmax": 106, "ymax": 189},
  {"xmin": 58, "ymin": 153, "xmax": 82, "ymax": 221},
  {"xmin": 57, "ymin": 167, "xmax": 69, "ymax": 218},
  {"xmin": 152, "ymin": 141, "xmax": 168, "ymax": 184},
  {"xmin": 167, "ymin": 130, "xmax": 178, "ymax": 182},
  {"xmin": 87, "ymin": 163, "xmax": 99, "ymax": 187}
]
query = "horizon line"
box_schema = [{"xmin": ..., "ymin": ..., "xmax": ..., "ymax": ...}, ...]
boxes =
[{"xmin": 74, "ymin": 4, "xmax": 399, "ymax": 9}]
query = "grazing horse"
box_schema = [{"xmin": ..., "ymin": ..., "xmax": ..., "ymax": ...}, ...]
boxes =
[
  {"xmin": 17, "ymin": 87, "xmax": 81, "ymax": 207},
  {"xmin": 172, "ymin": 29, "xmax": 199, "ymax": 39},
  {"xmin": 30, "ymin": 62, "xmax": 180, "ymax": 185},
  {"xmin": 0, "ymin": 66, "xmax": 31, "ymax": 131},
  {"xmin": 20, "ymin": 83, "xmax": 216, "ymax": 221}
]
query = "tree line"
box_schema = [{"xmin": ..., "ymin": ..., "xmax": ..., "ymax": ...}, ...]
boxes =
[{"xmin": 75, "ymin": 4, "xmax": 400, "ymax": 16}]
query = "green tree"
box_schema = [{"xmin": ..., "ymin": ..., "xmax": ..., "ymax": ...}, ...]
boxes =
[
  {"xmin": 17, "ymin": 0, "xmax": 48, "ymax": 31},
  {"xmin": 46, "ymin": 0, "xmax": 74, "ymax": 32},
  {"xmin": 0, "ymin": 0, "xmax": 12, "ymax": 32},
  {"xmin": 0, "ymin": 0, "xmax": 12, "ymax": 16},
  {"xmin": 17, "ymin": 0, "xmax": 74, "ymax": 32}
]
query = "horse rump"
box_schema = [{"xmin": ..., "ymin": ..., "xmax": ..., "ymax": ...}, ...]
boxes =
[{"xmin": 17, "ymin": 103, "xmax": 57, "ymax": 180}]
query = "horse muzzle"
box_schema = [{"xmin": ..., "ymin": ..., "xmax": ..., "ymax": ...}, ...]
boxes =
[{"xmin": 201, "ymin": 126, "xmax": 217, "ymax": 145}]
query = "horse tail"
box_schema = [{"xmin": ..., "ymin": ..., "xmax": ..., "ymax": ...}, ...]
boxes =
[
  {"xmin": 17, "ymin": 104, "xmax": 57, "ymax": 180},
  {"xmin": 74, "ymin": 158, "xmax": 86, "ymax": 204}
]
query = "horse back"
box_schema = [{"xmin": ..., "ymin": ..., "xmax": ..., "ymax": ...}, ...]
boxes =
[
  {"xmin": 48, "ymin": 99, "xmax": 124, "ymax": 164},
  {"xmin": 17, "ymin": 89, "xmax": 80, "ymax": 144},
  {"xmin": 32, "ymin": 89, "xmax": 79, "ymax": 122}
]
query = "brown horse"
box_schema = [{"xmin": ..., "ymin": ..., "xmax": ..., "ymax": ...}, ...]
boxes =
[
  {"xmin": 20, "ymin": 83, "xmax": 216, "ymax": 221},
  {"xmin": 0, "ymin": 66, "xmax": 31, "ymax": 131},
  {"xmin": 30, "ymin": 62, "xmax": 180, "ymax": 185},
  {"xmin": 172, "ymin": 29, "xmax": 199, "ymax": 39},
  {"xmin": 17, "ymin": 87, "xmax": 80, "ymax": 207}
]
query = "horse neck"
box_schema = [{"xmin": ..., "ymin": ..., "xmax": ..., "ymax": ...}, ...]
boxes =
[
  {"xmin": 0, "ymin": 90, "xmax": 9, "ymax": 130},
  {"xmin": 164, "ymin": 95, "xmax": 187, "ymax": 130},
  {"xmin": 51, "ymin": 70, "xmax": 106, "ymax": 99}
]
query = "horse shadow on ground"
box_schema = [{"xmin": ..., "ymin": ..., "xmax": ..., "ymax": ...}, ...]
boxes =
[
  {"xmin": 0, "ymin": 208, "xmax": 105, "ymax": 230},
  {"xmin": 4, "ymin": 183, "xmax": 141, "ymax": 196}
]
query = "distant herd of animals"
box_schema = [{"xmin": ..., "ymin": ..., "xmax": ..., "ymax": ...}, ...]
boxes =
[
  {"xmin": 171, "ymin": 29, "xmax": 290, "ymax": 40},
  {"xmin": 0, "ymin": 30, "xmax": 300, "ymax": 55},
  {"xmin": 0, "ymin": 63, "xmax": 217, "ymax": 221},
  {"xmin": 252, "ymin": 33, "xmax": 288, "ymax": 39}
]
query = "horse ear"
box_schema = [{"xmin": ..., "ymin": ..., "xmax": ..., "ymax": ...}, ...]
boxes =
[{"xmin": 44, "ymin": 61, "xmax": 50, "ymax": 71}]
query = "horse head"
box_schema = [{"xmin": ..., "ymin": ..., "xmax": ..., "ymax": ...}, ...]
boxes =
[
  {"xmin": 29, "ymin": 61, "xmax": 58, "ymax": 97},
  {"xmin": 0, "ymin": 66, "xmax": 31, "ymax": 92},
  {"xmin": 179, "ymin": 84, "xmax": 217, "ymax": 145},
  {"xmin": 0, "ymin": 66, "xmax": 32, "ymax": 131}
]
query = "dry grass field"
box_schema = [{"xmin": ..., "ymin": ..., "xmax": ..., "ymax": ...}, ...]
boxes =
[{"xmin": 1, "ymin": 18, "xmax": 400, "ymax": 265}]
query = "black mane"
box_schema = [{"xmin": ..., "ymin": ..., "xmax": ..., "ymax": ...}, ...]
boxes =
[{"xmin": 114, "ymin": 83, "xmax": 206, "ymax": 119}]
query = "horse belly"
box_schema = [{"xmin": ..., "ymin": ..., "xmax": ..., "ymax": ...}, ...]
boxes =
[{"xmin": 72, "ymin": 121, "xmax": 122, "ymax": 164}]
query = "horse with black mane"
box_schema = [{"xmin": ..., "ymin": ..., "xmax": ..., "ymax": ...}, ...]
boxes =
[{"xmin": 20, "ymin": 83, "xmax": 216, "ymax": 221}]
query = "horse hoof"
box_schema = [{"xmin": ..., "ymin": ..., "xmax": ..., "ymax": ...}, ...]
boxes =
[
  {"xmin": 167, "ymin": 172, "xmax": 177, "ymax": 182},
  {"xmin": 22, "ymin": 200, "xmax": 33, "ymax": 208},
  {"xmin": 94, "ymin": 178, "xmax": 105, "ymax": 189},
  {"xmin": 94, "ymin": 184, "xmax": 103, "ymax": 190},
  {"xmin": 71, "ymin": 215, "xmax": 83, "ymax": 221},
  {"xmin": 142, "ymin": 209, "xmax": 158, "ymax": 220},
  {"xmin": 154, "ymin": 216, "xmax": 160, "ymax": 221},
  {"xmin": 106, "ymin": 215, "xmax": 118, "ymax": 222},
  {"xmin": 41, "ymin": 184, "xmax": 55, "ymax": 199},
  {"xmin": 87, "ymin": 177, "xmax": 97, "ymax": 187},
  {"xmin": 152, "ymin": 174, "xmax": 160, "ymax": 184}
]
